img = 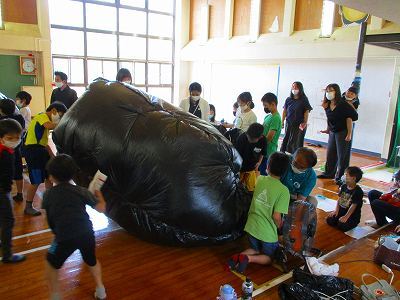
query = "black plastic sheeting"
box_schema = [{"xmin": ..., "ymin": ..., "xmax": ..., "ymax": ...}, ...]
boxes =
[{"xmin": 53, "ymin": 79, "xmax": 252, "ymax": 246}]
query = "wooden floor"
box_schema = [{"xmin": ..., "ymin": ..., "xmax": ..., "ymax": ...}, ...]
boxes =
[{"xmin": 1, "ymin": 145, "xmax": 399, "ymax": 299}]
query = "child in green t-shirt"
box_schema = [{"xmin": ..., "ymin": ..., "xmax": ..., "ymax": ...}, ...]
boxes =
[
  {"xmin": 258, "ymin": 93, "xmax": 281, "ymax": 176},
  {"xmin": 228, "ymin": 152, "xmax": 290, "ymax": 274}
]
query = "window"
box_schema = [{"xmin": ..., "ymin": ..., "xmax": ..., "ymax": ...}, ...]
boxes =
[{"xmin": 49, "ymin": 0, "xmax": 175, "ymax": 101}]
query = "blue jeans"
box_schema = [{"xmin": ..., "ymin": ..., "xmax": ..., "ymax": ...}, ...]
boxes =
[
  {"xmin": 258, "ymin": 156, "xmax": 268, "ymax": 176},
  {"xmin": 248, "ymin": 234, "xmax": 279, "ymax": 257}
]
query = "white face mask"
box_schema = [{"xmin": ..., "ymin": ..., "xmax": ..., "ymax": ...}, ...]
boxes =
[
  {"xmin": 345, "ymin": 96, "xmax": 353, "ymax": 101},
  {"xmin": 3, "ymin": 139, "xmax": 21, "ymax": 149},
  {"xmin": 240, "ymin": 104, "xmax": 248, "ymax": 111},
  {"xmin": 55, "ymin": 81, "xmax": 64, "ymax": 88},
  {"xmin": 291, "ymin": 163, "xmax": 305, "ymax": 174},
  {"xmin": 52, "ymin": 113, "xmax": 61, "ymax": 123},
  {"xmin": 191, "ymin": 95, "xmax": 200, "ymax": 101},
  {"xmin": 326, "ymin": 91, "xmax": 335, "ymax": 101},
  {"xmin": 292, "ymin": 90, "xmax": 299, "ymax": 96},
  {"xmin": 122, "ymin": 81, "xmax": 132, "ymax": 85}
]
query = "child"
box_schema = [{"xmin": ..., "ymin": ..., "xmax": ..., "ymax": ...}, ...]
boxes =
[
  {"xmin": 0, "ymin": 119, "xmax": 26, "ymax": 263},
  {"xmin": 15, "ymin": 91, "xmax": 32, "ymax": 130},
  {"xmin": 235, "ymin": 123, "xmax": 266, "ymax": 192},
  {"xmin": 24, "ymin": 102, "xmax": 67, "ymax": 216},
  {"xmin": 0, "ymin": 99, "xmax": 25, "ymax": 202},
  {"xmin": 228, "ymin": 152, "xmax": 290, "ymax": 273},
  {"xmin": 259, "ymin": 92, "xmax": 281, "ymax": 176},
  {"xmin": 234, "ymin": 92, "xmax": 257, "ymax": 132},
  {"xmin": 368, "ymin": 170, "xmax": 400, "ymax": 227},
  {"xmin": 43, "ymin": 154, "xmax": 106, "ymax": 300},
  {"xmin": 327, "ymin": 166, "xmax": 364, "ymax": 231}
]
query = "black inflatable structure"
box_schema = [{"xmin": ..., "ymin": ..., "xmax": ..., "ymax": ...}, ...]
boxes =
[{"xmin": 53, "ymin": 80, "xmax": 251, "ymax": 246}]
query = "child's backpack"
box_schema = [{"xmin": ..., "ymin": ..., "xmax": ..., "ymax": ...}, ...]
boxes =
[{"xmin": 282, "ymin": 200, "xmax": 317, "ymax": 256}]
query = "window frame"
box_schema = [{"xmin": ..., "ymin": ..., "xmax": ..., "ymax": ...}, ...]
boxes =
[{"xmin": 50, "ymin": 0, "xmax": 176, "ymax": 102}]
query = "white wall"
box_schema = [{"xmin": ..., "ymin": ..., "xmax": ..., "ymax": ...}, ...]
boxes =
[
  {"xmin": 184, "ymin": 58, "xmax": 396, "ymax": 155},
  {"xmin": 278, "ymin": 58, "xmax": 395, "ymax": 154}
]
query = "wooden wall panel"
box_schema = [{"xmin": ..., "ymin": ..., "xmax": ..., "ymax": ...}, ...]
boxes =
[
  {"xmin": 190, "ymin": 0, "xmax": 207, "ymax": 40},
  {"xmin": 260, "ymin": 0, "xmax": 285, "ymax": 34},
  {"xmin": 294, "ymin": 0, "xmax": 323, "ymax": 31},
  {"xmin": 232, "ymin": 0, "xmax": 250, "ymax": 36},
  {"xmin": 3, "ymin": 0, "xmax": 38, "ymax": 24},
  {"xmin": 209, "ymin": 0, "xmax": 225, "ymax": 38}
]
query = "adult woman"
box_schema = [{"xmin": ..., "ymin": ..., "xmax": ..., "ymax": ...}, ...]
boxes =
[
  {"xmin": 116, "ymin": 68, "xmax": 133, "ymax": 84},
  {"xmin": 281, "ymin": 82, "xmax": 313, "ymax": 154},
  {"xmin": 317, "ymin": 84, "xmax": 358, "ymax": 183},
  {"xmin": 234, "ymin": 92, "xmax": 257, "ymax": 132},
  {"xmin": 179, "ymin": 82, "xmax": 210, "ymax": 122}
]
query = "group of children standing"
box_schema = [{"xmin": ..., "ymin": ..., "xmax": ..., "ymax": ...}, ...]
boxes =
[
  {"xmin": 226, "ymin": 84, "xmax": 367, "ymax": 274},
  {"xmin": 0, "ymin": 89, "xmax": 107, "ymax": 299}
]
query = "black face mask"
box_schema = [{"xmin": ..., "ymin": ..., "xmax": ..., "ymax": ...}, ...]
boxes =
[
  {"xmin": 264, "ymin": 107, "xmax": 271, "ymax": 114},
  {"xmin": 233, "ymin": 111, "xmax": 236, "ymax": 117}
]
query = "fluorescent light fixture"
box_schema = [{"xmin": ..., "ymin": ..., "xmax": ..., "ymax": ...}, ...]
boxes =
[
  {"xmin": 320, "ymin": 0, "xmax": 335, "ymax": 37},
  {"xmin": 249, "ymin": 0, "xmax": 261, "ymax": 42}
]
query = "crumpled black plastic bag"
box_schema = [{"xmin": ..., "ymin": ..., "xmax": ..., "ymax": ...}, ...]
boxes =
[
  {"xmin": 279, "ymin": 268, "xmax": 354, "ymax": 300},
  {"xmin": 52, "ymin": 79, "xmax": 252, "ymax": 246}
]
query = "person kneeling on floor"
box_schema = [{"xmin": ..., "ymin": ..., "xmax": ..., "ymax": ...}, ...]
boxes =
[
  {"xmin": 327, "ymin": 166, "xmax": 364, "ymax": 232},
  {"xmin": 368, "ymin": 170, "xmax": 400, "ymax": 228},
  {"xmin": 43, "ymin": 155, "xmax": 107, "ymax": 300},
  {"xmin": 227, "ymin": 152, "xmax": 290, "ymax": 273},
  {"xmin": 280, "ymin": 147, "xmax": 318, "ymax": 208},
  {"xmin": 235, "ymin": 123, "xmax": 266, "ymax": 192}
]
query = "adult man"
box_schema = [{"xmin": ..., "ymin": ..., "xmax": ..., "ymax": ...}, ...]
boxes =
[{"xmin": 51, "ymin": 71, "xmax": 78, "ymax": 109}]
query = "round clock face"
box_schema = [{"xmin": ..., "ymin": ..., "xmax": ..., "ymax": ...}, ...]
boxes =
[{"xmin": 22, "ymin": 60, "xmax": 35, "ymax": 73}]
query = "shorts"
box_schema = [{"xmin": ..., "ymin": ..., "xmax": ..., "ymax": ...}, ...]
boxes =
[
  {"xmin": 47, "ymin": 232, "xmax": 97, "ymax": 269},
  {"xmin": 13, "ymin": 146, "xmax": 23, "ymax": 180},
  {"xmin": 248, "ymin": 234, "xmax": 279, "ymax": 257},
  {"xmin": 240, "ymin": 171, "xmax": 257, "ymax": 192},
  {"xmin": 24, "ymin": 145, "xmax": 50, "ymax": 185}
]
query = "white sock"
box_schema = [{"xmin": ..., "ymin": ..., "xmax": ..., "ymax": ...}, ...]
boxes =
[{"xmin": 95, "ymin": 285, "xmax": 106, "ymax": 299}]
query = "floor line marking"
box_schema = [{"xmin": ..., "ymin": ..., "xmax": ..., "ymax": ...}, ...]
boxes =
[
  {"xmin": 2, "ymin": 226, "xmax": 123, "ymax": 260},
  {"xmin": 12, "ymin": 229, "xmax": 52, "ymax": 240},
  {"xmin": 317, "ymin": 187, "xmax": 338, "ymax": 194}
]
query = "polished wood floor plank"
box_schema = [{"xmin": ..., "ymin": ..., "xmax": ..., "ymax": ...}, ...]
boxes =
[{"xmin": 2, "ymin": 146, "xmax": 396, "ymax": 299}]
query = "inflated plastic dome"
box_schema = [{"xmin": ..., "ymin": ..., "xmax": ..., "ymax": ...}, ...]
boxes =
[{"xmin": 53, "ymin": 79, "xmax": 251, "ymax": 246}]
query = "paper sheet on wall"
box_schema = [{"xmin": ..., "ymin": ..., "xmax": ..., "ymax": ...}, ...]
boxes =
[
  {"xmin": 316, "ymin": 195, "xmax": 337, "ymax": 212},
  {"xmin": 345, "ymin": 226, "xmax": 376, "ymax": 239}
]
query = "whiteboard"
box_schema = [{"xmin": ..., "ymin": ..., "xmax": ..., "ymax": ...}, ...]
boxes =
[{"xmin": 208, "ymin": 64, "xmax": 280, "ymax": 124}]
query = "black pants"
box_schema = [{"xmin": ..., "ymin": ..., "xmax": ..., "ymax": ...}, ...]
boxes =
[
  {"xmin": 324, "ymin": 130, "xmax": 350, "ymax": 181},
  {"xmin": 343, "ymin": 124, "xmax": 355, "ymax": 169},
  {"xmin": 280, "ymin": 123, "xmax": 306, "ymax": 154},
  {"xmin": 0, "ymin": 192, "xmax": 15, "ymax": 258},
  {"xmin": 326, "ymin": 210, "xmax": 359, "ymax": 232},
  {"xmin": 368, "ymin": 190, "xmax": 400, "ymax": 226}
]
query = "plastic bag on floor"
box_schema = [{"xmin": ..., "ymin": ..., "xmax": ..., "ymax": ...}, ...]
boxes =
[{"xmin": 52, "ymin": 79, "xmax": 252, "ymax": 246}]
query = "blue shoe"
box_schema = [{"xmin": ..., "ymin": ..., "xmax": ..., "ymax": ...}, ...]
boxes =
[{"xmin": 2, "ymin": 254, "xmax": 26, "ymax": 263}]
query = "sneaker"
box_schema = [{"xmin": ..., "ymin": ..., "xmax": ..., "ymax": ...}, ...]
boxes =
[
  {"xmin": 24, "ymin": 207, "xmax": 41, "ymax": 216},
  {"xmin": 237, "ymin": 254, "xmax": 249, "ymax": 274},
  {"xmin": 13, "ymin": 193, "xmax": 23, "ymax": 202},
  {"xmin": 227, "ymin": 254, "xmax": 239, "ymax": 271},
  {"xmin": 2, "ymin": 254, "xmax": 26, "ymax": 263}
]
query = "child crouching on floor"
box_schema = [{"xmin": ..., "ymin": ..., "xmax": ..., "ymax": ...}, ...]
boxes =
[
  {"xmin": 327, "ymin": 166, "xmax": 364, "ymax": 232},
  {"xmin": 43, "ymin": 154, "xmax": 107, "ymax": 300},
  {"xmin": 227, "ymin": 152, "xmax": 290, "ymax": 273}
]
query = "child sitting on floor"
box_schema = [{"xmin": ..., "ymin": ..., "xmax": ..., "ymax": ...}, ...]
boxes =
[
  {"xmin": 327, "ymin": 166, "xmax": 364, "ymax": 232},
  {"xmin": 227, "ymin": 152, "xmax": 290, "ymax": 273}
]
